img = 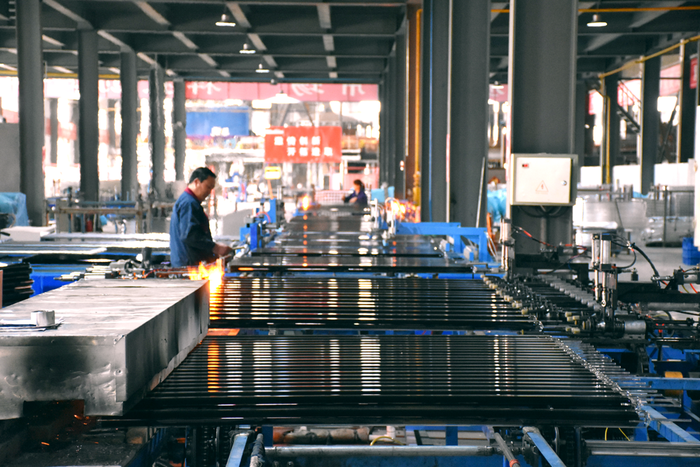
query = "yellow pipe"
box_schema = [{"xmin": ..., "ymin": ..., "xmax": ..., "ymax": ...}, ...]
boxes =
[
  {"xmin": 0, "ymin": 70, "xmax": 120, "ymax": 79},
  {"xmin": 598, "ymin": 34, "xmax": 700, "ymax": 82},
  {"xmin": 492, "ymin": 6, "xmax": 700, "ymax": 13}
]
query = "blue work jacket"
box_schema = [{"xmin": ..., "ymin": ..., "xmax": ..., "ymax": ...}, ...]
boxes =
[{"xmin": 169, "ymin": 190, "xmax": 216, "ymax": 267}]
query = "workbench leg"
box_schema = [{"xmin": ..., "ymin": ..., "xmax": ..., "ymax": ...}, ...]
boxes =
[{"xmin": 445, "ymin": 426, "xmax": 458, "ymax": 446}]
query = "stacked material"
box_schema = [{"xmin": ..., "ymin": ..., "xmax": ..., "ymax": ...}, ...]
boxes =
[
  {"xmin": 210, "ymin": 277, "xmax": 535, "ymax": 330},
  {"xmin": 0, "ymin": 262, "xmax": 33, "ymax": 307},
  {"xmin": 125, "ymin": 335, "xmax": 638, "ymax": 426}
]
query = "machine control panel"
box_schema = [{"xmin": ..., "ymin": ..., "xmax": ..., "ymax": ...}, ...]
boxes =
[{"xmin": 509, "ymin": 153, "xmax": 577, "ymax": 206}]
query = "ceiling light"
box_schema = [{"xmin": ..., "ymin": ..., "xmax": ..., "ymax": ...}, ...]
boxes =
[
  {"xmin": 255, "ymin": 62, "xmax": 270, "ymax": 74},
  {"xmin": 587, "ymin": 14, "xmax": 607, "ymax": 28},
  {"xmin": 216, "ymin": 13, "xmax": 236, "ymax": 27},
  {"xmin": 239, "ymin": 42, "xmax": 256, "ymax": 54}
]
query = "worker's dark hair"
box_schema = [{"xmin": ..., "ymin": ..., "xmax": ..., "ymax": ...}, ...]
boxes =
[
  {"xmin": 189, "ymin": 167, "xmax": 216, "ymax": 184},
  {"xmin": 353, "ymin": 179, "xmax": 365, "ymax": 191}
]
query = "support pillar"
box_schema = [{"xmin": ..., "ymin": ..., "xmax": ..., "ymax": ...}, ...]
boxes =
[
  {"xmin": 508, "ymin": 0, "xmax": 577, "ymax": 254},
  {"xmin": 120, "ymin": 50, "xmax": 138, "ymax": 201},
  {"xmin": 574, "ymin": 82, "xmax": 588, "ymax": 167},
  {"xmin": 78, "ymin": 29, "xmax": 100, "ymax": 202},
  {"xmin": 379, "ymin": 81, "xmax": 388, "ymax": 186},
  {"xmin": 393, "ymin": 22, "xmax": 407, "ymax": 199},
  {"xmin": 48, "ymin": 98, "xmax": 58, "ymax": 165},
  {"xmin": 678, "ymin": 42, "xmax": 697, "ymax": 163},
  {"xmin": 641, "ymin": 56, "xmax": 660, "ymax": 195},
  {"xmin": 604, "ymin": 74, "xmax": 620, "ymax": 183},
  {"xmin": 419, "ymin": 0, "xmax": 450, "ymax": 222},
  {"xmin": 406, "ymin": 5, "xmax": 421, "ymax": 203},
  {"xmin": 149, "ymin": 64, "xmax": 166, "ymax": 200},
  {"xmin": 16, "ymin": 0, "xmax": 45, "ymax": 225},
  {"xmin": 449, "ymin": 0, "xmax": 490, "ymax": 227},
  {"xmin": 173, "ymin": 79, "xmax": 187, "ymax": 182},
  {"xmin": 385, "ymin": 53, "xmax": 397, "ymax": 190}
]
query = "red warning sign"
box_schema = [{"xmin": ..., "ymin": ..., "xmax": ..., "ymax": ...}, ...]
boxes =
[{"xmin": 536, "ymin": 181, "xmax": 548, "ymax": 193}]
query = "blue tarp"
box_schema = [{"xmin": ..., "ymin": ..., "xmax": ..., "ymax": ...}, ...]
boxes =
[
  {"xmin": 487, "ymin": 188, "xmax": 506, "ymax": 223},
  {"xmin": 0, "ymin": 192, "xmax": 29, "ymax": 226},
  {"xmin": 186, "ymin": 108, "xmax": 250, "ymax": 138}
]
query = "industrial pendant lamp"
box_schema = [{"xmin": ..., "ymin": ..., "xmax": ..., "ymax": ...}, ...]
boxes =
[
  {"xmin": 239, "ymin": 42, "xmax": 256, "ymax": 54},
  {"xmin": 587, "ymin": 14, "xmax": 607, "ymax": 28},
  {"xmin": 256, "ymin": 62, "xmax": 270, "ymax": 74},
  {"xmin": 215, "ymin": 8, "xmax": 236, "ymax": 27}
]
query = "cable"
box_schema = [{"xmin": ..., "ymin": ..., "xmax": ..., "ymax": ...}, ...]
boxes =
[
  {"xmin": 691, "ymin": 284, "xmax": 699, "ymax": 293},
  {"xmin": 512, "ymin": 226, "xmax": 552, "ymax": 247},
  {"xmin": 682, "ymin": 285, "xmax": 690, "ymax": 294},
  {"xmin": 616, "ymin": 249, "xmax": 637, "ymax": 270},
  {"xmin": 630, "ymin": 243, "xmax": 660, "ymax": 278},
  {"xmin": 618, "ymin": 429, "xmax": 630, "ymax": 441},
  {"xmin": 371, "ymin": 436, "xmax": 404, "ymax": 446}
]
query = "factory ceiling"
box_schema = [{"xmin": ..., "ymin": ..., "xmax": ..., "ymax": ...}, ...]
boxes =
[{"xmin": 0, "ymin": 0, "xmax": 698, "ymax": 84}]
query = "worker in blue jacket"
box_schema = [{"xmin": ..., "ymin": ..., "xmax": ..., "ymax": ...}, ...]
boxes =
[
  {"xmin": 343, "ymin": 179, "xmax": 368, "ymax": 206},
  {"xmin": 170, "ymin": 167, "xmax": 232, "ymax": 267}
]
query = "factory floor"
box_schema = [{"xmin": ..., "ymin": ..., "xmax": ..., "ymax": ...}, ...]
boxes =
[{"xmin": 612, "ymin": 245, "xmax": 686, "ymax": 282}]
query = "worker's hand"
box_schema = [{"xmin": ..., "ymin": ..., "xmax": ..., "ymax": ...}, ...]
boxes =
[{"xmin": 213, "ymin": 243, "xmax": 234, "ymax": 257}]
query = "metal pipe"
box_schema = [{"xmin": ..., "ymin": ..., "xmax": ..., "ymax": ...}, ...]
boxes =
[
  {"xmin": 267, "ymin": 445, "xmax": 495, "ymax": 458},
  {"xmin": 586, "ymin": 440, "xmax": 700, "ymax": 458},
  {"xmin": 493, "ymin": 433, "xmax": 520, "ymax": 467}
]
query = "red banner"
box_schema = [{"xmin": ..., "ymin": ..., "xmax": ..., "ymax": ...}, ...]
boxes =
[
  {"xmin": 186, "ymin": 82, "xmax": 378, "ymax": 102},
  {"xmin": 265, "ymin": 126, "xmax": 342, "ymax": 163}
]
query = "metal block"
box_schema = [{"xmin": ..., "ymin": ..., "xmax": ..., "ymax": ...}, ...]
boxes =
[{"xmin": 0, "ymin": 279, "xmax": 208, "ymax": 419}]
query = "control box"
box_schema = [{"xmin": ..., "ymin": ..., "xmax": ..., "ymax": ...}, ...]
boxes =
[{"xmin": 509, "ymin": 154, "xmax": 577, "ymax": 206}]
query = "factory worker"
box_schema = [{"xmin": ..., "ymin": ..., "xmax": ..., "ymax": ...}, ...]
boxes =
[
  {"xmin": 343, "ymin": 179, "xmax": 368, "ymax": 206},
  {"xmin": 170, "ymin": 167, "xmax": 233, "ymax": 267}
]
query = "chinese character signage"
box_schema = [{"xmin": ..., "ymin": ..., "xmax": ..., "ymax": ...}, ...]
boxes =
[
  {"xmin": 265, "ymin": 126, "xmax": 342, "ymax": 163},
  {"xmin": 186, "ymin": 82, "xmax": 378, "ymax": 102}
]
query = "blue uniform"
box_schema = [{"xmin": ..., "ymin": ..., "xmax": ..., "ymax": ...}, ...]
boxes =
[
  {"xmin": 344, "ymin": 190, "xmax": 368, "ymax": 206},
  {"xmin": 169, "ymin": 190, "xmax": 216, "ymax": 267}
]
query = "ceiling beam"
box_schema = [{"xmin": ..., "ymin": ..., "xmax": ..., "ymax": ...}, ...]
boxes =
[
  {"xmin": 317, "ymin": 4, "xmax": 332, "ymax": 29},
  {"xmin": 133, "ymin": 2, "xmax": 170, "ymax": 27},
  {"xmin": 226, "ymin": 3, "xmax": 251, "ymax": 28},
  {"xmin": 584, "ymin": 1, "xmax": 683, "ymax": 53}
]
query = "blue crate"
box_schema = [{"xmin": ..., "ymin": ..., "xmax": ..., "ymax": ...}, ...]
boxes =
[{"xmin": 682, "ymin": 237, "xmax": 700, "ymax": 266}]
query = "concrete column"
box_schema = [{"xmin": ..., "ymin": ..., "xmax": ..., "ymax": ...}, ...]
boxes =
[
  {"xmin": 385, "ymin": 50, "xmax": 397, "ymax": 190},
  {"xmin": 449, "ymin": 0, "xmax": 490, "ymax": 227},
  {"xmin": 149, "ymin": 64, "xmax": 166, "ymax": 199},
  {"xmin": 640, "ymin": 56, "xmax": 660, "ymax": 195},
  {"xmin": 71, "ymin": 101, "xmax": 80, "ymax": 164},
  {"xmin": 107, "ymin": 98, "xmax": 117, "ymax": 154},
  {"xmin": 393, "ymin": 23, "xmax": 407, "ymax": 199},
  {"xmin": 508, "ymin": 0, "xmax": 577, "ymax": 254},
  {"xmin": 604, "ymin": 74, "xmax": 620, "ymax": 182},
  {"xmin": 574, "ymin": 82, "xmax": 588, "ymax": 167},
  {"xmin": 173, "ymin": 79, "xmax": 187, "ymax": 182},
  {"xmin": 48, "ymin": 98, "xmax": 58, "ymax": 165},
  {"xmin": 120, "ymin": 50, "xmax": 138, "ymax": 201},
  {"xmin": 379, "ymin": 81, "xmax": 388, "ymax": 186},
  {"xmin": 419, "ymin": 0, "xmax": 450, "ymax": 222},
  {"xmin": 78, "ymin": 29, "xmax": 100, "ymax": 202},
  {"xmin": 678, "ymin": 42, "xmax": 696, "ymax": 163},
  {"xmin": 16, "ymin": 0, "xmax": 45, "ymax": 225}
]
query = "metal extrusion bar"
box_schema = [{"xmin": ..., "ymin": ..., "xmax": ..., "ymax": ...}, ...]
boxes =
[
  {"xmin": 267, "ymin": 445, "xmax": 495, "ymax": 458},
  {"xmin": 586, "ymin": 440, "xmax": 700, "ymax": 457},
  {"xmin": 210, "ymin": 277, "xmax": 535, "ymax": 330},
  {"xmin": 123, "ymin": 335, "xmax": 638, "ymax": 426},
  {"xmin": 226, "ymin": 432, "xmax": 250, "ymax": 467},
  {"xmin": 523, "ymin": 427, "xmax": 567, "ymax": 467},
  {"xmin": 641, "ymin": 406, "xmax": 700, "ymax": 443}
]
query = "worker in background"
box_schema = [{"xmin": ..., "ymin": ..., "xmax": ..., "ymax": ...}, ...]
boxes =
[
  {"xmin": 343, "ymin": 179, "xmax": 368, "ymax": 206},
  {"xmin": 170, "ymin": 167, "xmax": 233, "ymax": 267}
]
